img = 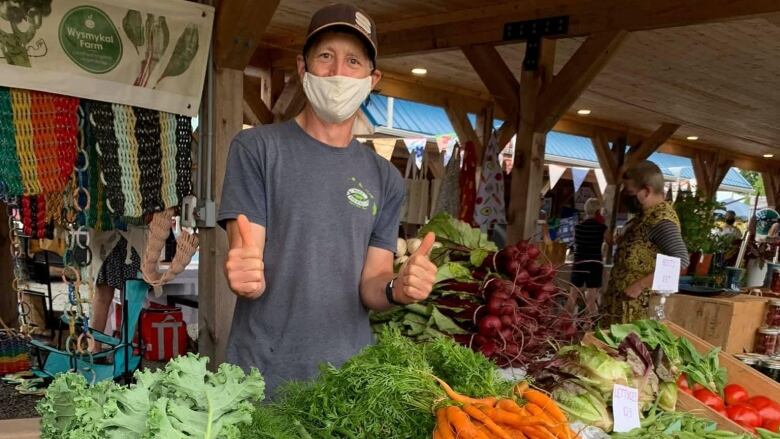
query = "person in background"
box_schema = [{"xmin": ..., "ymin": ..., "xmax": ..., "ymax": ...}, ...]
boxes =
[
  {"xmin": 566, "ymin": 198, "xmax": 608, "ymax": 317},
  {"xmin": 769, "ymin": 219, "xmax": 779, "ymax": 240},
  {"xmin": 601, "ymin": 160, "xmax": 690, "ymax": 325},
  {"xmin": 719, "ymin": 210, "xmax": 741, "ymax": 239}
]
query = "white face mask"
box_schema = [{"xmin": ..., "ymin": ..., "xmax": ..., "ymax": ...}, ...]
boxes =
[{"xmin": 302, "ymin": 72, "xmax": 372, "ymax": 124}]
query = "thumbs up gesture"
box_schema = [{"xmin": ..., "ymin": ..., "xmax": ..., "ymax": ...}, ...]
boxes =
[
  {"xmin": 225, "ymin": 214, "xmax": 265, "ymax": 299},
  {"xmin": 392, "ymin": 232, "xmax": 438, "ymax": 305}
]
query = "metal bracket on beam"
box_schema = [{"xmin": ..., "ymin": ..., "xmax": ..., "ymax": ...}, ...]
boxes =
[{"xmin": 503, "ymin": 16, "xmax": 569, "ymax": 70}]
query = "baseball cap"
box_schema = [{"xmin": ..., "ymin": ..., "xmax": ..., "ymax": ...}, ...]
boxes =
[{"xmin": 304, "ymin": 3, "xmax": 378, "ymax": 63}]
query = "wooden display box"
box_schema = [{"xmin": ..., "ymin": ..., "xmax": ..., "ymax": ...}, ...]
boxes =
[
  {"xmin": 584, "ymin": 321, "xmax": 780, "ymax": 435},
  {"xmin": 649, "ymin": 293, "xmax": 769, "ymax": 354}
]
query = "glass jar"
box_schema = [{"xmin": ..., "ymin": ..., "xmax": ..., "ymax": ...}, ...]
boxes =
[
  {"xmin": 772, "ymin": 270, "xmax": 780, "ymax": 293},
  {"xmin": 765, "ymin": 360, "xmax": 780, "ymax": 382},
  {"xmin": 755, "ymin": 327, "xmax": 780, "ymax": 356},
  {"xmin": 767, "ymin": 299, "xmax": 780, "ymax": 327},
  {"xmin": 736, "ymin": 354, "xmax": 760, "ymax": 371}
]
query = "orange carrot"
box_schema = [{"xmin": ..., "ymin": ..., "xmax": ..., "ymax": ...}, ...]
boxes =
[
  {"xmin": 433, "ymin": 376, "xmax": 497, "ymax": 407},
  {"xmin": 436, "ymin": 407, "xmax": 456, "ymax": 439},
  {"xmin": 432, "ymin": 427, "xmax": 442, "ymax": 439},
  {"xmin": 523, "ymin": 389, "xmax": 568, "ymax": 425},
  {"xmin": 478, "ymin": 405, "xmax": 555, "ymax": 429},
  {"xmin": 519, "ymin": 425, "xmax": 558, "ymax": 439},
  {"xmin": 497, "ymin": 399, "xmax": 527, "ymax": 416},
  {"xmin": 463, "ymin": 404, "xmax": 513, "ymax": 439},
  {"xmin": 514, "ymin": 381, "xmax": 530, "ymax": 396},
  {"xmin": 446, "ymin": 406, "xmax": 491, "ymax": 439},
  {"xmin": 525, "ymin": 404, "xmax": 570, "ymax": 439}
]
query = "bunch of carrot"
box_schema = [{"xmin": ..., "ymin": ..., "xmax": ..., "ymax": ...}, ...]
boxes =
[{"xmin": 433, "ymin": 379, "xmax": 579, "ymax": 439}]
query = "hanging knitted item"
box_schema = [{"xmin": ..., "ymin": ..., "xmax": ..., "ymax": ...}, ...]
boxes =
[
  {"xmin": 174, "ymin": 115, "xmax": 193, "ymax": 199},
  {"xmin": 21, "ymin": 195, "xmax": 46, "ymax": 239},
  {"xmin": 141, "ymin": 208, "xmax": 199, "ymax": 287},
  {"xmin": 0, "ymin": 88, "xmax": 24, "ymax": 197},
  {"xmin": 90, "ymin": 101, "xmax": 125, "ymax": 217},
  {"xmin": 134, "ymin": 107, "xmax": 164, "ymax": 214},
  {"xmin": 458, "ymin": 140, "xmax": 478, "ymax": 226},
  {"xmin": 10, "ymin": 89, "xmax": 40, "ymax": 195},
  {"xmin": 112, "ymin": 103, "xmax": 143, "ymax": 218},
  {"xmin": 159, "ymin": 112, "xmax": 179, "ymax": 209},
  {"xmin": 474, "ymin": 133, "xmax": 506, "ymax": 228}
]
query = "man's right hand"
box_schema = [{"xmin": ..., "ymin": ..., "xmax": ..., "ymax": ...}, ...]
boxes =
[{"xmin": 225, "ymin": 214, "xmax": 266, "ymax": 299}]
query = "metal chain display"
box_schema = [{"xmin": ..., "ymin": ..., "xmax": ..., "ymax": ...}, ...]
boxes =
[
  {"xmin": 6, "ymin": 199, "xmax": 31, "ymax": 335},
  {"xmin": 134, "ymin": 107, "xmax": 163, "ymax": 214}
]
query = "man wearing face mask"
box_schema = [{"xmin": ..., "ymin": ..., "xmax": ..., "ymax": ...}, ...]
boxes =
[
  {"xmin": 216, "ymin": 4, "xmax": 438, "ymax": 396},
  {"xmin": 601, "ymin": 160, "xmax": 689, "ymax": 325}
]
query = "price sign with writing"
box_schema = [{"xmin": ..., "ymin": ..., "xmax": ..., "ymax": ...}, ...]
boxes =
[
  {"xmin": 612, "ymin": 384, "xmax": 641, "ymax": 432},
  {"xmin": 651, "ymin": 254, "xmax": 681, "ymax": 292}
]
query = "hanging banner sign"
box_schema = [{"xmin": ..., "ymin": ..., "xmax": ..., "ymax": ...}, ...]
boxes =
[
  {"xmin": 571, "ymin": 167, "xmax": 590, "ymax": 193},
  {"xmin": 436, "ymin": 134, "xmax": 457, "ymax": 166},
  {"xmin": 594, "ymin": 169, "xmax": 608, "ymax": 195},
  {"xmin": 372, "ymin": 138, "xmax": 397, "ymax": 162},
  {"xmin": 548, "ymin": 164, "xmax": 567, "ymax": 191},
  {"xmin": 403, "ymin": 137, "xmax": 427, "ymax": 170},
  {"xmin": 0, "ymin": 0, "xmax": 214, "ymax": 117}
]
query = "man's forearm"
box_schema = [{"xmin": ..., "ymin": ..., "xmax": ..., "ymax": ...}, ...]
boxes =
[{"xmin": 360, "ymin": 273, "xmax": 396, "ymax": 312}]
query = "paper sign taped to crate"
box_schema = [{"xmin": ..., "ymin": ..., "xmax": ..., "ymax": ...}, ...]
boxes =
[
  {"xmin": 652, "ymin": 254, "xmax": 681, "ymax": 292},
  {"xmin": 612, "ymin": 384, "xmax": 641, "ymax": 432}
]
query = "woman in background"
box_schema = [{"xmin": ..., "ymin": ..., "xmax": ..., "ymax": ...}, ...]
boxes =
[{"xmin": 566, "ymin": 198, "xmax": 608, "ymax": 316}]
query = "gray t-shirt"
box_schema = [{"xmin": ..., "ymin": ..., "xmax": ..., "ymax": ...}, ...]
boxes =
[{"xmin": 217, "ymin": 120, "xmax": 404, "ymax": 396}]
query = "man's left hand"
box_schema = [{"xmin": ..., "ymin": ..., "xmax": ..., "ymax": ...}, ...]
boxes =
[{"xmin": 393, "ymin": 232, "xmax": 438, "ymax": 304}]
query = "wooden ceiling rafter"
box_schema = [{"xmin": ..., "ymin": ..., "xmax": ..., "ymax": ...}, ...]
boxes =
[
  {"xmin": 215, "ymin": 0, "xmax": 281, "ymax": 70},
  {"xmin": 535, "ymin": 30, "xmax": 628, "ymax": 133},
  {"xmin": 376, "ymin": 0, "xmax": 780, "ymax": 57},
  {"xmin": 461, "ymin": 44, "xmax": 520, "ymax": 117},
  {"xmin": 243, "ymin": 74, "xmax": 274, "ymax": 125},
  {"xmin": 622, "ymin": 122, "xmax": 681, "ymax": 173}
]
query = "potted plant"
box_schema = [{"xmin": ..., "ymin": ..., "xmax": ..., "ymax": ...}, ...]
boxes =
[{"xmin": 673, "ymin": 191, "xmax": 725, "ymax": 275}]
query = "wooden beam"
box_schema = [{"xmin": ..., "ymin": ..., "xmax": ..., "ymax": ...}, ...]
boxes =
[
  {"xmin": 507, "ymin": 39, "xmax": 556, "ymax": 244},
  {"xmin": 271, "ymin": 75, "xmax": 306, "ymax": 122},
  {"xmin": 215, "ymin": 0, "xmax": 280, "ymax": 70},
  {"xmin": 376, "ymin": 71, "xmax": 496, "ymax": 118},
  {"xmin": 461, "ymin": 45, "xmax": 520, "ymax": 116},
  {"xmin": 199, "ymin": 68, "xmax": 243, "ymax": 368},
  {"xmin": 711, "ymin": 155, "xmax": 734, "ymax": 194},
  {"xmin": 763, "ymin": 171, "xmax": 780, "ymax": 209},
  {"xmin": 243, "ymin": 75, "xmax": 274, "ymax": 125},
  {"xmin": 375, "ymin": 0, "xmax": 780, "ymax": 57},
  {"xmin": 497, "ymin": 116, "xmax": 517, "ymax": 151},
  {"xmin": 0, "ymin": 206, "xmax": 16, "ymax": 328},
  {"xmin": 606, "ymin": 135, "xmax": 627, "ymax": 265},
  {"xmin": 591, "ymin": 131, "xmax": 618, "ymax": 184},
  {"xmin": 623, "ymin": 123, "xmax": 680, "ymax": 173},
  {"xmin": 692, "ymin": 152, "xmax": 713, "ymax": 198},
  {"xmin": 445, "ymin": 105, "xmax": 484, "ymax": 162},
  {"xmin": 476, "ymin": 106, "xmax": 494, "ymax": 147},
  {"xmin": 535, "ymin": 30, "xmax": 628, "ymax": 133}
]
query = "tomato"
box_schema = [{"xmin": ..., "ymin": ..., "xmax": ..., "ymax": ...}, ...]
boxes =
[
  {"xmin": 764, "ymin": 419, "xmax": 780, "ymax": 433},
  {"xmin": 691, "ymin": 382, "xmax": 705, "ymax": 392},
  {"xmin": 747, "ymin": 396, "xmax": 780, "ymax": 424},
  {"xmin": 676, "ymin": 374, "xmax": 689, "ymax": 390},
  {"xmin": 694, "ymin": 388, "xmax": 726, "ymax": 412},
  {"xmin": 726, "ymin": 403, "xmax": 763, "ymax": 430},
  {"xmin": 724, "ymin": 384, "xmax": 749, "ymax": 406}
]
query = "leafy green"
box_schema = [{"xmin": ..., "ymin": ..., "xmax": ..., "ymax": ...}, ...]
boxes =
[
  {"xmin": 158, "ymin": 24, "xmax": 199, "ymax": 85},
  {"xmin": 435, "ymin": 262, "xmax": 474, "ymax": 283},
  {"xmin": 610, "ymin": 409, "xmax": 750, "ymax": 438},
  {"xmin": 558, "ymin": 344, "xmax": 633, "ymax": 394},
  {"xmin": 553, "ymin": 380, "xmax": 613, "ymax": 431},
  {"xmin": 420, "ymin": 213, "xmax": 497, "ymax": 258},
  {"xmin": 37, "ymin": 354, "xmax": 264, "ymax": 439},
  {"xmin": 122, "ymin": 10, "xmax": 144, "ymax": 54},
  {"xmin": 244, "ymin": 328, "xmax": 513, "ymax": 439}
]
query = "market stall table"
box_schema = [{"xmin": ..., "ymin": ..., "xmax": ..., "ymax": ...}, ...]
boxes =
[{"xmin": 0, "ymin": 418, "xmax": 39, "ymax": 439}]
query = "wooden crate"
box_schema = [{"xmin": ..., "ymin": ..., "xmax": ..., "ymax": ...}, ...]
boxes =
[
  {"xmin": 584, "ymin": 321, "xmax": 780, "ymax": 435},
  {"xmin": 649, "ymin": 294, "xmax": 769, "ymax": 354}
]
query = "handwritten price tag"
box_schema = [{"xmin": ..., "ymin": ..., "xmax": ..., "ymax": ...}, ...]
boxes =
[
  {"xmin": 612, "ymin": 384, "xmax": 641, "ymax": 432},
  {"xmin": 651, "ymin": 254, "xmax": 681, "ymax": 292}
]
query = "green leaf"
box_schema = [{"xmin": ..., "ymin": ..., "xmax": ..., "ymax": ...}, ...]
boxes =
[
  {"xmin": 420, "ymin": 213, "xmax": 497, "ymax": 257},
  {"xmin": 122, "ymin": 10, "xmax": 144, "ymax": 54},
  {"xmin": 430, "ymin": 307, "xmax": 467, "ymax": 334},
  {"xmin": 470, "ymin": 248, "xmax": 490, "ymax": 267},
  {"xmin": 435, "ymin": 262, "xmax": 474, "ymax": 283}
]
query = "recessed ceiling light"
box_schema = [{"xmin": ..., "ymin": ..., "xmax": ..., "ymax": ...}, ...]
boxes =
[
  {"xmin": 577, "ymin": 109, "xmax": 591, "ymax": 115},
  {"xmin": 411, "ymin": 67, "xmax": 427, "ymax": 75},
  {"xmin": 686, "ymin": 136, "xmax": 699, "ymax": 141},
  {"xmin": 764, "ymin": 153, "xmax": 775, "ymax": 158}
]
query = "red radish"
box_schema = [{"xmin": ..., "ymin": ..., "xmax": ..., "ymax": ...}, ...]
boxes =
[
  {"xmin": 514, "ymin": 270, "xmax": 530, "ymax": 286},
  {"xmin": 479, "ymin": 340, "xmax": 497, "ymax": 357},
  {"xmin": 500, "ymin": 315, "xmax": 515, "ymax": 327},
  {"xmin": 487, "ymin": 296, "xmax": 505, "ymax": 315},
  {"xmin": 526, "ymin": 245, "xmax": 540, "ymax": 260},
  {"xmin": 499, "ymin": 327, "xmax": 513, "ymax": 341},
  {"xmin": 526, "ymin": 261, "xmax": 541, "ymax": 276},
  {"xmin": 479, "ymin": 315, "xmax": 502, "ymax": 337},
  {"xmin": 473, "ymin": 334, "xmax": 488, "ymax": 346},
  {"xmin": 504, "ymin": 343, "xmax": 519, "ymax": 357}
]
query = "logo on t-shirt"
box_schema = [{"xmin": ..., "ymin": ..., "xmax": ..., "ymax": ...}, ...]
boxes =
[{"xmin": 347, "ymin": 177, "xmax": 377, "ymax": 215}]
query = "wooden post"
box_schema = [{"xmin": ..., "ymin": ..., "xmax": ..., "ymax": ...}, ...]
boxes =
[
  {"xmin": 507, "ymin": 39, "xmax": 556, "ymax": 244},
  {"xmin": 0, "ymin": 206, "xmax": 16, "ymax": 328},
  {"xmin": 198, "ymin": 68, "xmax": 243, "ymax": 368},
  {"xmin": 764, "ymin": 170, "xmax": 780, "ymax": 209},
  {"xmin": 606, "ymin": 136, "xmax": 627, "ymax": 265}
]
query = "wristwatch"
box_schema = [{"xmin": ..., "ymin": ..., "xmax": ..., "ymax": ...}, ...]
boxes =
[{"xmin": 385, "ymin": 278, "xmax": 402, "ymax": 306}]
